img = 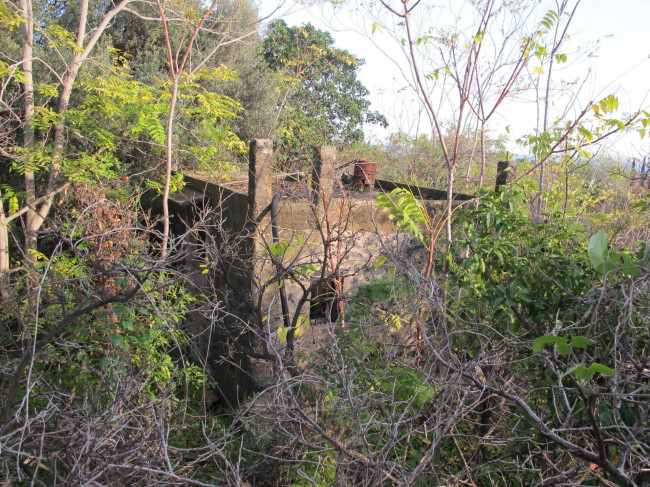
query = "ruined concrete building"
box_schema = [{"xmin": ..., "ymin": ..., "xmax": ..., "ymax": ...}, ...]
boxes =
[{"xmin": 168, "ymin": 139, "xmax": 472, "ymax": 406}]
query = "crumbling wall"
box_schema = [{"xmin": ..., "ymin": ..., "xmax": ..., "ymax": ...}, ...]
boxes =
[{"xmin": 168, "ymin": 140, "xmax": 470, "ymax": 406}]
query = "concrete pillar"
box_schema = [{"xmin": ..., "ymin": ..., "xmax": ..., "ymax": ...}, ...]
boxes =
[
  {"xmin": 246, "ymin": 139, "xmax": 274, "ymax": 320},
  {"xmin": 312, "ymin": 146, "xmax": 337, "ymax": 207},
  {"xmin": 247, "ymin": 139, "xmax": 273, "ymax": 225},
  {"xmin": 495, "ymin": 159, "xmax": 515, "ymax": 191}
]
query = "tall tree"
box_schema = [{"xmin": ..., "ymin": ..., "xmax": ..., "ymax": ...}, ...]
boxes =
[
  {"xmin": 372, "ymin": 0, "xmax": 539, "ymax": 244},
  {"xmin": 105, "ymin": 1, "xmax": 277, "ymax": 159},
  {"xmin": 0, "ymin": 0, "xmax": 259, "ymax": 295},
  {"xmin": 0, "ymin": 0, "xmax": 139, "ymax": 303},
  {"xmin": 151, "ymin": 0, "xmax": 259, "ymax": 256},
  {"xmin": 263, "ymin": 19, "xmax": 387, "ymax": 169}
]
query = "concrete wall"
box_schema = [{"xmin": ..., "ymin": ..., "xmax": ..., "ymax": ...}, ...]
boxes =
[{"xmin": 168, "ymin": 141, "xmax": 463, "ymax": 406}]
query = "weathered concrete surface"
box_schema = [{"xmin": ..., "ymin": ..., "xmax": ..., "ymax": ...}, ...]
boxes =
[
  {"xmin": 167, "ymin": 141, "xmax": 467, "ymax": 407},
  {"xmin": 312, "ymin": 146, "xmax": 337, "ymax": 206},
  {"xmin": 247, "ymin": 139, "xmax": 274, "ymax": 225},
  {"xmin": 374, "ymin": 178, "xmax": 473, "ymax": 201}
]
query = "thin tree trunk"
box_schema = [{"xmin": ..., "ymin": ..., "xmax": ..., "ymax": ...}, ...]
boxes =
[
  {"xmin": 446, "ymin": 165, "xmax": 456, "ymax": 245},
  {"xmin": 465, "ymin": 123, "xmax": 479, "ymax": 182},
  {"xmin": 161, "ymin": 77, "xmax": 179, "ymax": 257},
  {"xmin": 20, "ymin": 0, "xmax": 36, "ymax": 269},
  {"xmin": 22, "ymin": 0, "xmax": 130, "ymax": 265},
  {"xmin": 536, "ymin": 55, "xmax": 552, "ymax": 218},
  {"xmin": 24, "ymin": 58, "xmax": 83, "ymax": 262},
  {"xmin": 400, "ymin": 2, "xmax": 453, "ymax": 244},
  {"xmin": 537, "ymin": 0, "xmax": 579, "ymax": 219},
  {"xmin": 478, "ymin": 122, "xmax": 486, "ymax": 188},
  {"xmin": 0, "ymin": 211, "xmax": 10, "ymax": 304}
]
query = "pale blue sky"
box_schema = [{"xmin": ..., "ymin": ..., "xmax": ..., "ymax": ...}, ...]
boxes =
[{"xmin": 259, "ymin": 0, "xmax": 650, "ymax": 157}]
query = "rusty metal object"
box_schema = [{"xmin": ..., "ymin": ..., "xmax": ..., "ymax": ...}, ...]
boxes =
[{"xmin": 352, "ymin": 159, "xmax": 377, "ymax": 188}]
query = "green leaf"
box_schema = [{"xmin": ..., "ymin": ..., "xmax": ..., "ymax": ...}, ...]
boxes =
[
  {"xmin": 45, "ymin": 24, "xmax": 83, "ymax": 53},
  {"xmin": 425, "ymin": 68, "xmax": 440, "ymax": 81},
  {"xmin": 374, "ymin": 256, "xmax": 386, "ymax": 271},
  {"xmin": 587, "ymin": 362, "xmax": 615, "ymax": 378},
  {"xmin": 610, "ymin": 252, "xmax": 641, "ymax": 277},
  {"xmin": 296, "ymin": 315, "xmax": 310, "ymax": 334},
  {"xmin": 112, "ymin": 303, "xmax": 133, "ymax": 319},
  {"xmin": 588, "ymin": 230, "xmax": 608, "ymax": 272},
  {"xmin": 109, "ymin": 333, "xmax": 124, "ymax": 347},
  {"xmin": 121, "ymin": 317, "xmax": 134, "ymax": 332},
  {"xmin": 0, "ymin": 3, "xmax": 25, "ymax": 31},
  {"xmin": 565, "ymin": 364, "xmax": 587, "ymax": 380},
  {"xmin": 533, "ymin": 335, "xmax": 568, "ymax": 354},
  {"xmin": 555, "ymin": 342, "xmax": 571, "ymax": 355},
  {"xmin": 277, "ymin": 325, "xmax": 288, "ymax": 343},
  {"xmin": 376, "ymin": 188, "xmax": 427, "ymax": 243},
  {"xmin": 568, "ymin": 335, "xmax": 588, "ymax": 348},
  {"xmin": 384, "ymin": 313, "xmax": 401, "ymax": 330},
  {"xmin": 8, "ymin": 196, "xmax": 18, "ymax": 215},
  {"xmin": 578, "ymin": 125, "xmax": 593, "ymax": 141},
  {"xmin": 565, "ymin": 362, "xmax": 615, "ymax": 380},
  {"xmin": 540, "ymin": 9, "xmax": 558, "ymax": 30}
]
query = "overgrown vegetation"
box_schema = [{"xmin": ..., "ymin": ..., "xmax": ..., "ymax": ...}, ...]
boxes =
[{"xmin": 0, "ymin": 0, "xmax": 648, "ymax": 485}]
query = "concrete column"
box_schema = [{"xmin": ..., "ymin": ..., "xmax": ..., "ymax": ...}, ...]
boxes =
[
  {"xmin": 495, "ymin": 159, "xmax": 515, "ymax": 191},
  {"xmin": 312, "ymin": 146, "xmax": 337, "ymax": 207},
  {"xmin": 246, "ymin": 139, "xmax": 275, "ymax": 333},
  {"xmin": 247, "ymin": 139, "xmax": 273, "ymax": 225}
]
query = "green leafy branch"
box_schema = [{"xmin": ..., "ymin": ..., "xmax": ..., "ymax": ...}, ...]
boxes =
[
  {"xmin": 588, "ymin": 229, "xmax": 644, "ymax": 278},
  {"xmin": 376, "ymin": 188, "xmax": 429, "ymax": 244},
  {"xmin": 533, "ymin": 335, "xmax": 615, "ymax": 381}
]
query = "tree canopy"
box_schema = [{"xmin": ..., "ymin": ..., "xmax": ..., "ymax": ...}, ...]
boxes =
[{"xmin": 263, "ymin": 19, "xmax": 387, "ymax": 168}]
